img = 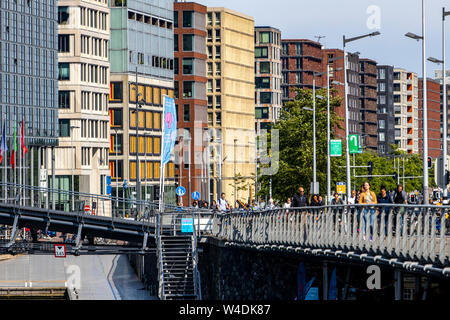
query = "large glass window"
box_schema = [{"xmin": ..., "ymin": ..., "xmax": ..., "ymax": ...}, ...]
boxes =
[
  {"xmin": 260, "ymin": 62, "xmax": 270, "ymax": 74},
  {"xmin": 255, "ymin": 47, "xmax": 268, "ymax": 58},
  {"xmin": 59, "ymin": 119, "xmax": 70, "ymax": 137},
  {"xmin": 183, "ymin": 81, "xmax": 194, "ymax": 98},
  {"xmin": 182, "ymin": 58, "xmax": 194, "ymax": 75},
  {"xmin": 182, "ymin": 34, "xmax": 193, "ymax": 51},
  {"xmin": 255, "ymin": 107, "xmax": 269, "ymax": 119},
  {"xmin": 174, "ymin": 10, "xmax": 178, "ymax": 28},
  {"xmin": 58, "ymin": 35, "xmax": 70, "ymax": 53},
  {"xmin": 109, "ymin": 109, "xmax": 123, "ymax": 127},
  {"xmin": 58, "ymin": 7, "xmax": 69, "ymax": 25},
  {"xmin": 58, "ymin": 63, "xmax": 70, "ymax": 80},
  {"xmin": 260, "ymin": 92, "xmax": 272, "ymax": 104},
  {"xmin": 182, "ymin": 11, "xmax": 193, "ymax": 28},
  {"xmin": 183, "ymin": 104, "xmax": 190, "ymax": 122},
  {"xmin": 58, "ymin": 91, "xmax": 70, "ymax": 109},
  {"xmin": 259, "ymin": 32, "xmax": 270, "ymax": 44},
  {"xmin": 256, "ymin": 77, "xmax": 270, "ymax": 89},
  {"xmin": 109, "ymin": 82, "xmax": 123, "ymax": 102}
]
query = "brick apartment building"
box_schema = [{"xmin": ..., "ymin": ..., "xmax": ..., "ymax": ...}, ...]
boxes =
[
  {"xmin": 281, "ymin": 39, "xmax": 323, "ymax": 103},
  {"xmin": 419, "ymin": 78, "xmax": 442, "ymax": 159},
  {"xmin": 359, "ymin": 59, "xmax": 378, "ymax": 152},
  {"xmin": 173, "ymin": 1, "xmax": 208, "ymax": 204}
]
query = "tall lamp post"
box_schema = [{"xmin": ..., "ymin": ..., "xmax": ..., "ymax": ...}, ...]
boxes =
[
  {"xmin": 343, "ymin": 31, "xmax": 380, "ymax": 201},
  {"xmin": 70, "ymin": 125, "xmax": 80, "ymax": 211},
  {"xmin": 428, "ymin": 7, "xmax": 450, "ymax": 198},
  {"xmin": 405, "ymin": 0, "xmax": 428, "ymax": 203}
]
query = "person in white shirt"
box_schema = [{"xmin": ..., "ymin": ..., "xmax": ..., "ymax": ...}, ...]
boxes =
[
  {"xmin": 218, "ymin": 193, "xmax": 229, "ymax": 212},
  {"xmin": 283, "ymin": 197, "xmax": 292, "ymax": 208},
  {"xmin": 348, "ymin": 190, "xmax": 357, "ymax": 205}
]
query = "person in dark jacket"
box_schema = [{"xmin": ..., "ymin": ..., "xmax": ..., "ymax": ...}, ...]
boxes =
[
  {"xmin": 292, "ymin": 187, "xmax": 309, "ymax": 208},
  {"xmin": 377, "ymin": 185, "xmax": 392, "ymax": 235}
]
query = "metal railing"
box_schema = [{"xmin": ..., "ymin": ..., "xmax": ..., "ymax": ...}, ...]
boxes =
[{"xmin": 210, "ymin": 204, "xmax": 450, "ymax": 266}]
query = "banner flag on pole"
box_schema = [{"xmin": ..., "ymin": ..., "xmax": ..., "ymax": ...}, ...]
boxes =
[
  {"xmin": 162, "ymin": 95, "xmax": 177, "ymax": 165},
  {"xmin": 21, "ymin": 119, "xmax": 28, "ymax": 157},
  {"xmin": 0, "ymin": 121, "xmax": 7, "ymax": 164},
  {"xmin": 11, "ymin": 124, "xmax": 17, "ymax": 170}
]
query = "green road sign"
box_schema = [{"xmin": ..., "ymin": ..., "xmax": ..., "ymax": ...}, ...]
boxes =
[
  {"xmin": 349, "ymin": 134, "xmax": 360, "ymax": 154},
  {"xmin": 330, "ymin": 140, "xmax": 342, "ymax": 157}
]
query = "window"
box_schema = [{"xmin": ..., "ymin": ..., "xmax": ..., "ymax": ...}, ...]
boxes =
[
  {"xmin": 153, "ymin": 87, "xmax": 161, "ymax": 105},
  {"xmin": 215, "ymin": 79, "xmax": 221, "ymax": 92},
  {"xmin": 58, "ymin": 7, "xmax": 69, "ymax": 25},
  {"xmin": 182, "ymin": 58, "xmax": 194, "ymax": 75},
  {"xmin": 378, "ymin": 119, "xmax": 385, "ymax": 130},
  {"xmin": 154, "ymin": 112, "xmax": 161, "ymax": 130},
  {"xmin": 378, "ymin": 68, "xmax": 386, "ymax": 80},
  {"xmin": 110, "ymin": 134, "xmax": 123, "ymax": 154},
  {"xmin": 110, "ymin": 109, "xmax": 123, "ymax": 127},
  {"xmin": 183, "ymin": 81, "xmax": 193, "ymax": 98},
  {"xmin": 154, "ymin": 137, "xmax": 161, "ymax": 154},
  {"xmin": 58, "ymin": 63, "xmax": 70, "ymax": 80},
  {"xmin": 260, "ymin": 62, "xmax": 270, "ymax": 74},
  {"xmin": 207, "ymin": 12, "xmax": 213, "ymax": 26},
  {"xmin": 183, "ymin": 104, "xmax": 190, "ymax": 122},
  {"xmin": 59, "ymin": 91, "xmax": 70, "ymax": 109},
  {"xmin": 379, "ymin": 132, "xmax": 385, "ymax": 142},
  {"xmin": 255, "ymin": 47, "xmax": 268, "ymax": 58},
  {"xmin": 109, "ymin": 160, "xmax": 123, "ymax": 180},
  {"xmin": 207, "ymin": 63, "xmax": 213, "ymax": 75},
  {"xmin": 182, "ymin": 34, "xmax": 193, "ymax": 51},
  {"xmin": 215, "ymin": 12, "xmax": 221, "ymax": 26},
  {"xmin": 207, "ymin": 46, "xmax": 213, "ymax": 59},
  {"xmin": 215, "ymin": 45, "xmax": 221, "ymax": 58},
  {"xmin": 145, "ymin": 86, "xmax": 153, "ymax": 104},
  {"xmin": 260, "ymin": 92, "xmax": 272, "ymax": 104},
  {"xmin": 174, "ymin": 10, "xmax": 178, "ymax": 28},
  {"xmin": 259, "ymin": 32, "xmax": 270, "ymax": 44},
  {"xmin": 183, "ymin": 11, "xmax": 193, "ymax": 27},
  {"xmin": 255, "ymin": 107, "xmax": 269, "ymax": 119},
  {"xmin": 215, "ymin": 29, "xmax": 221, "ymax": 41},
  {"xmin": 208, "ymin": 96, "xmax": 213, "ymax": 108},
  {"xmin": 215, "ymin": 62, "xmax": 221, "ymax": 76},
  {"xmin": 59, "ymin": 119, "xmax": 70, "ymax": 137},
  {"xmin": 109, "ymin": 82, "xmax": 123, "ymax": 102},
  {"xmin": 379, "ymin": 95, "xmax": 386, "ymax": 104},
  {"xmin": 174, "ymin": 34, "xmax": 178, "ymax": 52},
  {"xmin": 256, "ymin": 77, "xmax": 270, "ymax": 89},
  {"xmin": 216, "ymin": 96, "xmax": 221, "ymax": 108},
  {"xmin": 146, "ymin": 136, "xmax": 153, "ymax": 154},
  {"xmin": 58, "ymin": 35, "xmax": 70, "ymax": 53},
  {"xmin": 146, "ymin": 112, "xmax": 153, "ymax": 130}
]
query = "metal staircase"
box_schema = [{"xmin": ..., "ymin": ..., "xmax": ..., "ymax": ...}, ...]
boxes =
[{"xmin": 156, "ymin": 212, "xmax": 201, "ymax": 300}]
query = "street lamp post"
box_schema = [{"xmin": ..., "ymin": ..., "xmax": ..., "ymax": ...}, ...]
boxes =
[
  {"xmin": 70, "ymin": 125, "xmax": 80, "ymax": 212},
  {"xmin": 428, "ymin": 7, "xmax": 450, "ymax": 198},
  {"xmin": 405, "ymin": 0, "xmax": 428, "ymax": 203},
  {"xmin": 343, "ymin": 31, "xmax": 380, "ymax": 202}
]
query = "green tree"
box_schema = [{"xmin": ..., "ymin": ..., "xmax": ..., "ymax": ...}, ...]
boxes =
[
  {"xmin": 258, "ymin": 88, "xmax": 432, "ymax": 201},
  {"xmin": 258, "ymin": 88, "xmax": 343, "ymax": 201}
]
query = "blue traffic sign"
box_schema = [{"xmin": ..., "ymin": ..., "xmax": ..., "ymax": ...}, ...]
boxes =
[
  {"xmin": 192, "ymin": 191, "xmax": 200, "ymax": 201},
  {"xmin": 176, "ymin": 186, "xmax": 186, "ymax": 197},
  {"xmin": 124, "ymin": 179, "xmax": 128, "ymax": 189},
  {"xmin": 106, "ymin": 185, "xmax": 112, "ymax": 195},
  {"xmin": 107, "ymin": 176, "xmax": 111, "ymax": 185},
  {"xmin": 181, "ymin": 218, "xmax": 194, "ymax": 233}
]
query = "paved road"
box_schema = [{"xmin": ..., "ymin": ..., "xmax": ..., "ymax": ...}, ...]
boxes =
[{"xmin": 0, "ymin": 254, "xmax": 156, "ymax": 300}]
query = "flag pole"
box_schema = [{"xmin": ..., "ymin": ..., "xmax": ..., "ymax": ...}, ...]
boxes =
[{"xmin": 159, "ymin": 96, "xmax": 167, "ymax": 213}]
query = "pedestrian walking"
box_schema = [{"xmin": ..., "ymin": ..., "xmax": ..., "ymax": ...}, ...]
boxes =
[
  {"xmin": 377, "ymin": 185, "xmax": 392, "ymax": 235},
  {"xmin": 218, "ymin": 193, "xmax": 230, "ymax": 212},
  {"xmin": 391, "ymin": 184, "xmax": 408, "ymax": 232},
  {"xmin": 358, "ymin": 181, "xmax": 377, "ymax": 240},
  {"xmin": 292, "ymin": 187, "xmax": 309, "ymax": 208}
]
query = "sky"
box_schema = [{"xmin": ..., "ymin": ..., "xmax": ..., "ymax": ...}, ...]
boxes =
[{"xmin": 196, "ymin": 0, "xmax": 449, "ymax": 78}]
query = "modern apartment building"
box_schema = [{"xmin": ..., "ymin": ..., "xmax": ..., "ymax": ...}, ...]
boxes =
[
  {"xmin": 419, "ymin": 78, "xmax": 442, "ymax": 159},
  {"xmin": 359, "ymin": 58, "xmax": 378, "ymax": 152},
  {"xmin": 54, "ymin": 0, "xmax": 110, "ymax": 214},
  {"xmin": 206, "ymin": 7, "xmax": 256, "ymax": 204},
  {"xmin": 0, "ymin": 0, "xmax": 59, "ymax": 205},
  {"xmin": 254, "ymin": 26, "xmax": 282, "ymax": 132},
  {"xmin": 376, "ymin": 65, "xmax": 395, "ymax": 156},
  {"xmin": 434, "ymin": 69, "xmax": 450, "ymax": 152},
  {"xmin": 393, "ymin": 68, "xmax": 419, "ymax": 154},
  {"xmin": 322, "ymin": 49, "xmax": 361, "ymax": 141},
  {"xmin": 109, "ymin": 0, "xmax": 176, "ymax": 207},
  {"xmin": 281, "ymin": 39, "xmax": 323, "ymax": 103},
  {"xmin": 173, "ymin": 1, "xmax": 207, "ymax": 205}
]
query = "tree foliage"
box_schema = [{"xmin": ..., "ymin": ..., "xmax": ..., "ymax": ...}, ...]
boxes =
[{"xmin": 258, "ymin": 88, "xmax": 433, "ymax": 202}]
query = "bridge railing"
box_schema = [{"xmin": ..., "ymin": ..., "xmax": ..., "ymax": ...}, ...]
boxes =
[
  {"xmin": 0, "ymin": 182, "xmax": 171, "ymax": 219},
  {"xmin": 210, "ymin": 205, "xmax": 449, "ymax": 266}
]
